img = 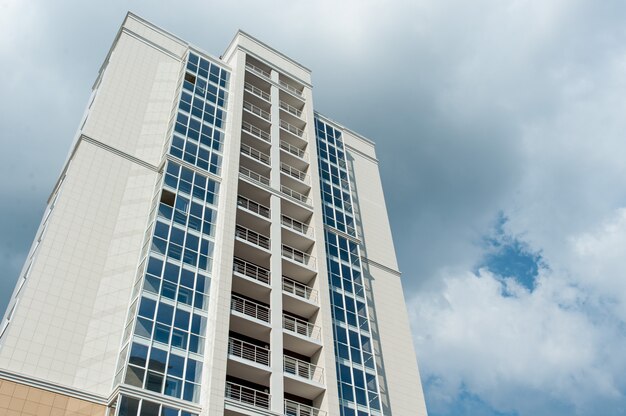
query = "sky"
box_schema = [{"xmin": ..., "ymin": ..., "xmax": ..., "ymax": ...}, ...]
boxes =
[{"xmin": 1, "ymin": 0, "xmax": 626, "ymax": 415}]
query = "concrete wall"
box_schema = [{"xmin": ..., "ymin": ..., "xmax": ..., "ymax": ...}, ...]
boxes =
[
  {"xmin": 0, "ymin": 13, "xmax": 185, "ymax": 399},
  {"xmin": 345, "ymin": 131, "xmax": 428, "ymax": 416}
]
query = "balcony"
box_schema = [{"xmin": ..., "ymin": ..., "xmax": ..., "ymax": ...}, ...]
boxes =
[
  {"xmin": 284, "ymin": 400, "xmax": 326, "ymax": 416},
  {"xmin": 234, "ymin": 257, "xmax": 270, "ymax": 285},
  {"xmin": 236, "ymin": 225, "xmax": 270, "ymax": 250},
  {"xmin": 232, "ymin": 257, "xmax": 271, "ymax": 305},
  {"xmin": 284, "ymin": 356, "xmax": 325, "ymax": 399},
  {"xmin": 281, "ymin": 214, "xmax": 314, "ymax": 239},
  {"xmin": 230, "ymin": 294, "xmax": 271, "ymax": 343},
  {"xmin": 280, "ymin": 120, "xmax": 306, "ymax": 139},
  {"xmin": 227, "ymin": 337, "xmax": 271, "ymax": 388},
  {"xmin": 229, "ymin": 337, "xmax": 270, "ymax": 366},
  {"xmin": 242, "ymin": 121, "xmax": 270, "ymax": 143},
  {"xmin": 282, "ymin": 245, "xmax": 315, "ymax": 269},
  {"xmin": 283, "ymin": 277, "xmax": 318, "ymax": 304},
  {"xmin": 244, "ymin": 101, "xmax": 271, "ymax": 122},
  {"xmin": 240, "ymin": 166, "xmax": 270, "ymax": 187},
  {"xmin": 232, "ymin": 294, "xmax": 270, "ymax": 323},
  {"xmin": 241, "ymin": 143, "xmax": 270, "ymax": 166},
  {"xmin": 244, "ymin": 82, "xmax": 270, "ymax": 102},
  {"xmin": 281, "ymin": 185, "xmax": 311, "ymax": 206},
  {"xmin": 281, "ymin": 163, "xmax": 309, "ymax": 185},
  {"xmin": 225, "ymin": 381, "xmax": 270, "ymax": 410},
  {"xmin": 280, "ymin": 140, "xmax": 308, "ymax": 162},
  {"xmin": 238, "ymin": 195, "xmax": 270, "ymax": 220},
  {"xmin": 284, "ymin": 356, "xmax": 323, "ymax": 383},
  {"xmin": 283, "ymin": 315, "xmax": 320, "ymax": 340},
  {"xmin": 280, "ymin": 100, "xmax": 303, "ymax": 118},
  {"xmin": 279, "ymin": 79, "xmax": 303, "ymax": 97},
  {"xmin": 246, "ymin": 62, "xmax": 271, "ymax": 79}
]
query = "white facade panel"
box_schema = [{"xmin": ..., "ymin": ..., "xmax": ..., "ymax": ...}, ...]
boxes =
[{"xmin": 0, "ymin": 142, "xmax": 158, "ymax": 396}]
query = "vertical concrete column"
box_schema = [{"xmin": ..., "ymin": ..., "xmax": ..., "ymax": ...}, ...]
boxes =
[{"xmin": 269, "ymin": 69, "xmax": 285, "ymax": 413}]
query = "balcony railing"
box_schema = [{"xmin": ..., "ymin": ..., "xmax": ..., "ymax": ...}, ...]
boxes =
[
  {"xmin": 235, "ymin": 225, "xmax": 270, "ymax": 250},
  {"xmin": 281, "ymin": 185, "xmax": 311, "ymax": 206},
  {"xmin": 228, "ymin": 337, "xmax": 270, "ymax": 366},
  {"xmin": 284, "ymin": 400, "xmax": 326, "ymax": 416},
  {"xmin": 237, "ymin": 195, "xmax": 270, "ymax": 219},
  {"xmin": 244, "ymin": 82, "xmax": 270, "ymax": 101},
  {"xmin": 225, "ymin": 381, "xmax": 270, "ymax": 410},
  {"xmin": 281, "ymin": 163, "xmax": 309, "ymax": 184},
  {"xmin": 283, "ymin": 276, "xmax": 318, "ymax": 304},
  {"xmin": 231, "ymin": 294, "xmax": 270, "ymax": 323},
  {"xmin": 241, "ymin": 143, "xmax": 270, "ymax": 165},
  {"xmin": 244, "ymin": 101, "xmax": 271, "ymax": 121},
  {"xmin": 281, "ymin": 214, "xmax": 314, "ymax": 238},
  {"xmin": 240, "ymin": 166, "xmax": 270, "ymax": 186},
  {"xmin": 279, "ymin": 80, "xmax": 303, "ymax": 97},
  {"xmin": 283, "ymin": 314, "xmax": 321, "ymax": 341},
  {"xmin": 282, "ymin": 245, "xmax": 316, "ymax": 269},
  {"xmin": 280, "ymin": 140, "xmax": 308, "ymax": 161},
  {"xmin": 242, "ymin": 121, "xmax": 270, "ymax": 143},
  {"xmin": 280, "ymin": 100, "xmax": 303, "ymax": 117},
  {"xmin": 246, "ymin": 62, "xmax": 271, "ymax": 79},
  {"xmin": 233, "ymin": 257, "xmax": 270, "ymax": 285},
  {"xmin": 280, "ymin": 120, "xmax": 306, "ymax": 139},
  {"xmin": 284, "ymin": 356, "xmax": 324, "ymax": 383}
]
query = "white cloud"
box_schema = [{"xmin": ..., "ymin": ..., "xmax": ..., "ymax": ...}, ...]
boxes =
[{"xmin": 411, "ymin": 208, "xmax": 626, "ymax": 415}]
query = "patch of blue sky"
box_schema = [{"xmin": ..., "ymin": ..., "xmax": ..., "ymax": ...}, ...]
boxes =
[
  {"xmin": 425, "ymin": 379, "xmax": 519, "ymax": 416},
  {"xmin": 477, "ymin": 213, "xmax": 544, "ymax": 292}
]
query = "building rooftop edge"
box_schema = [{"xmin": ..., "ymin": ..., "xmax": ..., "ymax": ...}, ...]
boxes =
[
  {"xmin": 223, "ymin": 29, "xmax": 312, "ymax": 73},
  {"xmin": 314, "ymin": 111, "xmax": 377, "ymax": 147}
]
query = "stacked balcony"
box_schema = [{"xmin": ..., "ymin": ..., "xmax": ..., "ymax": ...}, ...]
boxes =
[{"xmin": 225, "ymin": 55, "xmax": 325, "ymax": 416}]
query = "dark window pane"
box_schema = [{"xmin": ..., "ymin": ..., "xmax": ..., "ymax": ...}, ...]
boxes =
[
  {"xmin": 149, "ymin": 347, "xmax": 168, "ymax": 372},
  {"xmin": 156, "ymin": 303, "xmax": 174, "ymax": 325},
  {"xmin": 145, "ymin": 371, "xmax": 164, "ymax": 393},
  {"xmin": 118, "ymin": 396, "xmax": 140, "ymax": 416},
  {"xmin": 168, "ymin": 353, "xmax": 185, "ymax": 378},
  {"xmin": 129, "ymin": 343, "xmax": 148, "ymax": 367},
  {"xmin": 140, "ymin": 399, "xmax": 160, "ymax": 416}
]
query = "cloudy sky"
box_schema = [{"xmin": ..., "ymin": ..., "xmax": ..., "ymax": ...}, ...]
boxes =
[{"xmin": 2, "ymin": 1, "xmax": 626, "ymax": 415}]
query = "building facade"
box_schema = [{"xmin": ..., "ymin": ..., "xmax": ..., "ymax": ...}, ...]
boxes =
[{"xmin": 0, "ymin": 13, "xmax": 427, "ymax": 416}]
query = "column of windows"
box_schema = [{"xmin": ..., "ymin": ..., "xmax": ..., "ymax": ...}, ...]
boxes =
[
  {"xmin": 113, "ymin": 52, "xmax": 230, "ymax": 416},
  {"xmin": 315, "ymin": 118, "xmax": 383, "ymax": 416}
]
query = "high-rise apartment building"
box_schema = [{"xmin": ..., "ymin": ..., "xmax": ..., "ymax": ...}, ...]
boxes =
[{"xmin": 0, "ymin": 13, "xmax": 427, "ymax": 416}]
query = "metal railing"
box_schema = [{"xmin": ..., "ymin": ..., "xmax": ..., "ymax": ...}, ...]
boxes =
[
  {"xmin": 235, "ymin": 225, "xmax": 270, "ymax": 250},
  {"xmin": 279, "ymin": 79, "xmax": 303, "ymax": 96},
  {"xmin": 283, "ymin": 314, "xmax": 321, "ymax": 340},
  {"xmin": 281, "ymin": 214, "xmax": 314, "ymax": 238},
  {"xmin": 280, "ymin": 100, "xmax": 303, "ymax": 117},
  {"xmin": 284, "ymin": 400, "xmax": 326, "ymax": 416},
  {"xmin": 228, "ymin": 337, "xmax": 270, "ymax": 366},
  {"xmin": 244, "ymin": 82, "xmax": 270, "ymax": 101},
  {"xmin": 240, "ymin": 166, "xmax": 270, "ymax": 186},
  {"xmin": 242, "ymin": 121, "xmax": 270, "ymax": 142},
  {"xmin": 241, "ymin": 143, "xmax": 270, "ymax": 165},
  {"xmin": 280, "ymin": 120, "xmax": 306, "ymax": 138},
  {"xmin": 237, "ymin": 195, "xmax": 270, "ymax": 219},
  {"xmin": 280, "ymin": 140, "xmax": 308, "ymax": 161},
  {"xmin": 283, "ymin": 276, "xmax": 318, "ymax": 304},
  {"xmin": 281, "ymin": 163, "xmax": 309, "ymax": 184},
  {"xmin": 231, "ymin": 294, "xmax": 270, "ymax": 323},
  {"xmin": 233, "ymin": 257, "xmax": 270, "ymax": 285},
  {"xmin": 244, "ymin": 101, "xmax": 271, "ymax": 121},
  {"xmin": 281, "ymin": 185, "xmax": 311, "ymax": 205},
  {"xmin": 225, "ymin": 381, "xmax": 270, "ymax": 410},
  {"xmin": 245, "ymin": 62, "xmax": 271, "ymax": 79},
  {"xmin": 284, "ymin": 356, "xmax": 324, "ymax": 383},
  {"xmin": 282, "ymin": 245, "xmax": 316, "ymax": 269}
]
